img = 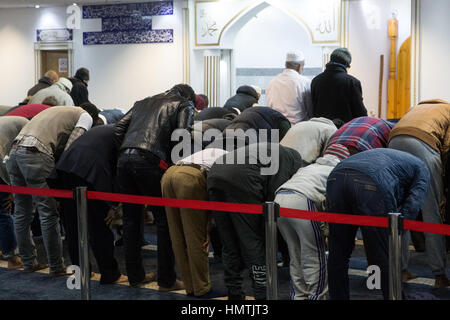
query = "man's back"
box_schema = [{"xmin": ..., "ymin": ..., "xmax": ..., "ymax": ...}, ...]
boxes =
[
  {"xmin": 194, "ymin": 107, "xmax": 237, "ymax": 121},
  {"xmin": 0, "ymin": 105, "xmax": 12, "ymax": 116},
  {"xmin": 69, "ymin": 77, "xmax": 89, "ymax": 106},
  {"xmin": 208, "ymin": 143, "xmax": 304, "ymax": 201},
  {"xmin": 29, "ymin": 83, "xmax": 74, "ymax": 106},
  {"xmin": 223, "ymin": 85, "xmax": 259, "ymax": 112},
  {"xmin": 4, "ymin": 104, "xmax": 51, "ymax": 119},
  {"xmin": 327, "ymin": 116, "xmax": 395, "ymax": 153},
  {"xmin": 52, "ymin": 124, "xmax": 117, "ymax": 192},
  {"xmin": 224, "ymin": 106, "xmax": 291, "ymax": 141},
  {"xmin": 17, "ymin": 106, "xmax": 85, "ymax": 156},
  {"xmin": 281, "ymin": 117, "xmax": 337, "ymax": 163},
  {"xmin": 0, "ymin": 116, "xmax": 29, "ymax": 159},
  {"xmin": 266, "ymin": 69, "xmax": 312, "ymax": 124},
  {"xmin": 333, "ymin": 148, "xmax": 429, "ymax": 219},
  {"xmin": 389, "ymin": 99, "xmax": 450, "ymax": 155},
  {"xmin": 100, "ymin": 109, "xmax": 125, "ymax": 124},
  {"xmin": 116, "ymin": 89, "xmax": 195, "ymax": 162},
  {"xmin": 27, "ymin": 77, "xmax": 52, "ymax": 97},
  {"xmin": 311, "ymin": 63, "xmax": 367, "ymax": 122}
]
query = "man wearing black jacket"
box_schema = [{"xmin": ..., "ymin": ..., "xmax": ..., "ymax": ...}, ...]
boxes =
[
  {"xmin": 207, "ymin": 143, "xmax": 305, "ymax": 300},
  {"xmin": 223, "ymin": 106, "xmax": 291, "ymax": 143},
  {"xmin": 191, "ymin": 118, "xmax": 233, "ymax": 150},
  {"xmin": 311, "ymin": 48, "xmax": 367, "ymax": 123},
  {"xmin": 223, "ymin": 85, "xmax": 260, "ymax": 112},
  {"xmin": 114, "ymin": 84, "xmax": 195, "ymax": 288},
  {"xmin": 194, "ymin": 107, "xmax": 238, "ymax": 121},
  {"xmin": 48, "ymin": 124, "xmax": 127, "ymax": 285},
  {"xmin": 70, "ymin": 68, "xmax": 90, "ymax": 106}
]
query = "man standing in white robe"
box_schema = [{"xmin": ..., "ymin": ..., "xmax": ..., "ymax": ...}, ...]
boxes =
[{"xmin": 266, "ymin": 52, "xmax": 313, "ymax": 124}]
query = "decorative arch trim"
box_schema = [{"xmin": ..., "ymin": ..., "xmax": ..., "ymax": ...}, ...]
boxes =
[{"xmin": 194, "ymin": 0, "xmax": 342, "ymax": 48}]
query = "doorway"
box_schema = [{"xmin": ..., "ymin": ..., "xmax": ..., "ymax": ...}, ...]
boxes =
[
  {"xmin": 34, "ymin": 41, "xmax": 74, "ymax": 84},
  {"xmin": 40, "ymin": 50, "xmax": 69, "ymax": 79}
]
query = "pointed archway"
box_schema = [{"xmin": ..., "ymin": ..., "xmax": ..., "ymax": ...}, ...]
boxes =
[
  {"xmin": 219, "ymin": 0, "xmax": 314, "ymax": 49},
  {"xmin": 192, "ymin": 0, "xmax": 344, "ymax": 107}
]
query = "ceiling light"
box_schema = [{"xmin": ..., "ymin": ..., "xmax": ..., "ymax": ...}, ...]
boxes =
[{"xmin": 35, "ymin": 5, "xmax": 40, "ymax": 8}]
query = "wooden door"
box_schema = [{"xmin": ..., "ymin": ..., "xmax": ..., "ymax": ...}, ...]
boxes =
[
  {"xmin": 395, "ymin": 37, "xmax": 411, "ymax": 118},
  {"xmin": 41, "ymin": 50, "xmax": 69, "ymax": 79}
]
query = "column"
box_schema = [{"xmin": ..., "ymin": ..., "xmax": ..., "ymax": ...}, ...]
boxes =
[{"xmin": 203, "ymin": 50, "xmax": 221, "ymax": 107}]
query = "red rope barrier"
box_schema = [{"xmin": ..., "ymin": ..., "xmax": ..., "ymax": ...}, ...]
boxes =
[
  {"xmin": 0, "ymin": 184, "xmax": 73, "ymax": 199},
  {"xmin": 2, "ymin": 184, "xmax": 450, "ymax": 236},
  {"xmin": 279, "ymin": 207, "xmax": 388, "ymax": 228},
  {"xmin": 404, "ymin": 219, "xmax": 450, "ymax": 236},
  {"xmin": 87, "ymin": 190, "xmax": 263, "ymax": 214}
]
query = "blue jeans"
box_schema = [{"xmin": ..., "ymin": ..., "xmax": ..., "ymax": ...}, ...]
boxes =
[
  {"xmin": 326, "ymin": 169, "xmax": 392, "ymax": 300},
  {"xmin": 0, "ymin": 178, "xmax": 17, "ymax": 258},
  {"xmin": 6, "ymin": 148, "xmax": 64, "ymax": 273}
]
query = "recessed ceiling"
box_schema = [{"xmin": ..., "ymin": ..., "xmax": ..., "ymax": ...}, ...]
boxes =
[{"xmin": 0, "ymin": 0, "xmax": 157, "ymax": 9}]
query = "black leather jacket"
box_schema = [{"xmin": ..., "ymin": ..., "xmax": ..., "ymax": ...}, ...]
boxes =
[{"xmin": 114, "ymin": 88, "xmax": 195, "ymax": 163}]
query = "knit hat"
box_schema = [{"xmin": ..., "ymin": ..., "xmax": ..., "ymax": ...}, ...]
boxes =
[
  {"xmin": 75, "ymin": 68, "xmax": 90, "ymax": 81},
  {"xmin": 330, "ymin": 48, "xmax": 352, "ymax": 68},
  {"xmin": 324, "ymin": 143, "xmax": 350, "ymax": 161},
  {"xmin": 57, "ymin": 77, "xmax": 73, "ymax": 92},
  {"xmin": 195, "ymin": 94, "xmax": 206, "ymax": 110}
]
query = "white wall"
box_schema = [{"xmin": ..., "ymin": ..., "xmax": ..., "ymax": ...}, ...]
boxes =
[
  {"xmin": 0, "ymin": 7, "xmax": 66, "ymax": 107},
  {"xmin": 0, "ymin": 1, "xmax": 184, "ymax": 110},
  {"xmin": 233, "ymin": 6, "xmax": 322, "ymax": 69},
  {"xmin": 348, "ymin": 0, "xmax": 392, "ymax": 118},
  {"xmin": 390, "ymin": 0, "xmax": 411, "ymax": 51},
  {"xmin": 419, "ymin": 0, "xmax": 450, "ymax": 102}
]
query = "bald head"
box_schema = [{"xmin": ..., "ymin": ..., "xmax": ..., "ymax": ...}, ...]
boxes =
[{"xmin": 44, "ymin": 70, "xmax": 59, "ymax": 84}]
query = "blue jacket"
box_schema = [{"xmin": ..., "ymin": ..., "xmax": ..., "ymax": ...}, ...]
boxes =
[{"xmin": 332, "ymin": 148, "xmax": 430, "ymax": 220}]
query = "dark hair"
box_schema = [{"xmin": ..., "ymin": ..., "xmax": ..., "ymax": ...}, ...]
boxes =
[
  {"xmin": 80, "ymin": 102, "xmax": 99, "ymax": 124},
  {"xmin": 172, "ymin": 84, "xmax": 196, "ymax": 103},
  {"xmin": 332, "ymin": 118, "xmax": 346, "ymax": 129},
  {"xmin": 75, "ymin": 68, "xmax": 90, "ymax": 82},
  {"xmin": 42, "ymin": 96, "xmax": 58, "ymax": 107},
  {"xmin": 95, "ymin": 117, "xmax": 105, "ymax": 126},
  {"xmin": 199, "ymin": 94, "xmax": 209, "ymax": 107}
]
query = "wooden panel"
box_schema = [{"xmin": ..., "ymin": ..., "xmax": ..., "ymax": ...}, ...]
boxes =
[
  {"xmin": 387, "ymin": 19, "xmax": 398, "ymax": 119},
  {"xmin": 41, "ymin": 50, "xmax": 69, "ymax": 79},
  {"xmin": 395, "ymin": 37, "xmax": 411, "ymax": 118}
]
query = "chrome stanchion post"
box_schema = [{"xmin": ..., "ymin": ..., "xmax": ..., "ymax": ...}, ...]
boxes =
[
  {"xmin": 263, "ymin": 202, "xmax": 279, "ymax": 300},
  {"xmin": 388, "ymin": 212, "xmax": 403, "ymax": 300},
  {"xmin": 75, "ymin": 187, "xmax": 90, "ymax": 300}
]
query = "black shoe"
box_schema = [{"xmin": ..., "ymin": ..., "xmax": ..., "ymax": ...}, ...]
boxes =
[{"xmin": 228, "ymin": 289, "xmax": 245, "ymax": 300}]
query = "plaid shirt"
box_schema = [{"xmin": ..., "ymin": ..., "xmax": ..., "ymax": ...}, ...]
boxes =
[
  {"xmin": 326, "ymin": 117, "xmax": 395, "ymax": 151},
  {"xmin": 14, "ymin": 135, "xmax": 53, "ymax": 156}
]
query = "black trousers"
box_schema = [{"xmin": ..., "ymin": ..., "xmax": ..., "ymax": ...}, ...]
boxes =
[
  {"xmin": 59, "ymin": 172, "xmax": 121, "ymax": 284},
  {"xmin": 116, "ymin": 149, "xmax": 176, "ymax": 287},
  {"xmin": 209, "ymin": 218, "xmax": 222, "ymax": 258},
  {"xmin": 208, "ymin": 188, "xmax": 266, "ymax": 300}
]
